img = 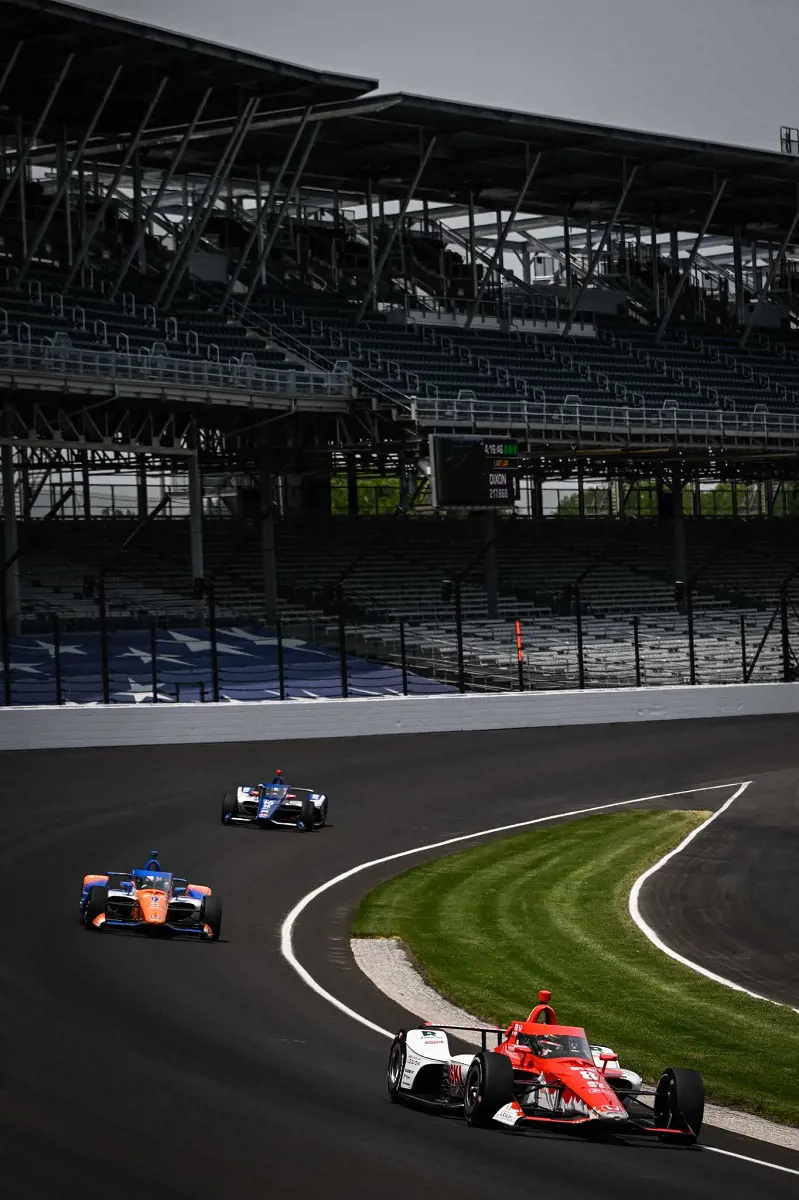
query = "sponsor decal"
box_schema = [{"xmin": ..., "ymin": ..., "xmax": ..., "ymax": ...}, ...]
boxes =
[{"xmin": 493, "ymin": 1103, "xmax": 521, "ymax": 1127}]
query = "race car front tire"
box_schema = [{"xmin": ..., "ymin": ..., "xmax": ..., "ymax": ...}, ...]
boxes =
[
  {"xmin": 202, "ymin": 895, "xmax": 223, "ymax": 941},
  {"xmin": 298, "ymin": 797, "xmax": 315, "ymax": 831},
  {"xmin": 655, "ymin": 1067, "xmax": 704, "ymax": 1144},
  {"xmin": 386, "ymin": 1033, "xmax": 407, "ymax": 1103},
  {"xmin": 316, "ymin": 799, "xmax": 328, "ymax": 827},
  {"xmin": 463, "ymin": 1052, "xmax": 513, "ymax": 1128},
  {"xmin": 84, "ymin": 886, "xmax": 107, "ymax": 929},
  {"xmin": 221, "ymin": 792, "xmax": 237, "ymax": 825}
]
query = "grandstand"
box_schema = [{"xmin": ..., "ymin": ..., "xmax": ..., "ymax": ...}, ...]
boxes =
[{"xmin": 2, "ymin": 0, "xmax": 799, "ymax": 706}]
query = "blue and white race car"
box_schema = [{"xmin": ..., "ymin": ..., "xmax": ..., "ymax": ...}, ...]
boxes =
[{"xmin": 221, "ymin": 770, "xmax": 328, "ymax": 831}]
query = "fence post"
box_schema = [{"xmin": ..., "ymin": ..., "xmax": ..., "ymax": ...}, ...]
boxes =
[
  {"xmin": 199, "ymin": 681, "xmax": 205, "ymax": 703},
  {"xmin": 399, "ymin": 617, "xmax": 408, "ymax": 695},
  {"xmin": 276, "ymin": 615, "xmax": 286, "ymax": 700},
  {"xmin": 53, "ymin": 613, "xmax": 63, "ymax": 705},
  {"xmin": 515, "ymin": 618, "xmax": 524, "ymax": 691},
  {"xmin": 98, "ymin": 578, "xmax": 110, "ymax": 704},
  {"xmin": 780, "ymin": 588, "xmax": 791, "ymax": 682},
  {"xmin": 575, "ymin": 582, "xmax": 585, "ymax": 689},
  {"xmin": 1, "ymin": 585, "xmax": 11, "ymax": 706},
  {"xmin": 208, "ymin": 579, "xmax": 220, "ymax": 702},
  {"xmin": 338, "ymin": 602, "xmax": 349, "ymax": 699},
  {"xmin": 740, "ymin": 612, "xmax": 747, "ymax": 682},
  {"xmin": 455, "ymin": 581, "xmax": 465, "ymax": 693},
  {"xmin": 687, "ymin": 584, "xmax": 696, "ymax": 685},
  {"xmin": 150, "ymin": 619, "xmax": 158, "ymax": 703},
  {"xmin": 633, "ymin": 615, "xmax": 641, "ymax": 687}
]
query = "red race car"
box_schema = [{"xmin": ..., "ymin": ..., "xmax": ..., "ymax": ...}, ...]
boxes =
[{"xmin": 387, "ymin": 990, "xmax": 704, "ymax": 1144}]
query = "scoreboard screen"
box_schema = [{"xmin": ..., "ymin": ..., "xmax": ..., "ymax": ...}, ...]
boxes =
[{"xmin": 430, "ymin": 435, "xmax": 520, "ymax": 509}]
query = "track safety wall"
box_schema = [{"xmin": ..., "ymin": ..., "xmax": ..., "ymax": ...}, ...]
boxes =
[{"xmin": 2, "ymin": 682, "xmax": 799, "ymax": 751}]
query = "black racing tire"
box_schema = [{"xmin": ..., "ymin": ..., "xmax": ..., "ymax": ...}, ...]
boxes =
[
  {"xmin": 316, "ymin": 799, "xmax": 328, "ymax": 828},
  {"xmin": 221, "ymin": 792, "xmax": 237, "ymax": 825},
  {"xmin": 655, "ymin": 1067, "xmax": 704, "ymax": 1144},
  {"xmin": 299, "ymin": 796, "xmax": 315, "ymax": 831},
  {"xmin": 463, "ymin": 1052, "xmax": 513, "ymax": 1128},
  {"xmin": 84, "ymin": 885, "xmax": 107, "ymax": 929},
  {"xmin": 202, "ymin": 895, "xmax": 223, "ymax": 941},
  {"xmin": 387, "ymin": 1033, "xmax": 407, "ymax": 1103}
]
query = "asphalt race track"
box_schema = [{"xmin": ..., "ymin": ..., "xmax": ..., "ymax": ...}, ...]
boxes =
[{"xmin": 2, "ymin": 715, "xmax": 799, "ymax": 1200}]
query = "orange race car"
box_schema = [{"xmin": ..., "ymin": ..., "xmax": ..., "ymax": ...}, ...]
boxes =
[
  {"xmin": 387, "ymin": 990, "xmax": 704, "ymax": 1144},
  {"xmin": 79, "ymin": 852, "xmax": 223, "ymax": 941}
]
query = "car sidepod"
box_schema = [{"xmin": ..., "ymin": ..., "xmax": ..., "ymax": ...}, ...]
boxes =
[{"xmin": 392, "ymin": 1029, "xmax": 476, "ymax": 1106}]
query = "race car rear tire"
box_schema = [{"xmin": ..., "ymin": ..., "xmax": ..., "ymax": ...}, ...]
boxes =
[
  {"xmin": 298, "ymin": 797, "xmax": 315, "ymax": 831},
  {"xmin": 655, "ymin": 1067, "xmax": 704, "ymax": 1144},
  {"xmin": 317, "ymin": 799, "xmax": 328, "ymax": 827},
  {"xmin": 84, "ymin": 885, "xmax": 107, "ymax": 929},
  {"xmin": 386, "ymin": 1033, "xmax": 407, "ymax": 1103},
  {"xmin": 221, "ymin": 792, "xmax": 237, "ymax": 825},
  {"xmin": 202, "ymin": 895, "xmax": 223, "ymax": 941},
  {"xmin": 463, "ymin": 1052, "xmax": 513, "ymax": 1128}
]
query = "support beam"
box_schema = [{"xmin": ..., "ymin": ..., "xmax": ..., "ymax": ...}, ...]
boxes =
[
  {"xmin": 562, "ymin": 164, "xmax": 639, "ymax": 336},
  {"xmin": 64, "ymin": 76, "xmax": 169, "ymax": 290},
  {"xmin": 187, "ymin": 445, "xmax": 204, "ymax": 620},
  {"xmin": 16, "ymin": 66, "xmax": 123, "ymax": 287},
  {"xmin": 218, "ymin": 107, "xmax": 312, "ymax": 311},
  {"xmin": 0, "ymin": 42, "xmax": 23, "ymax": 104},
  {"xmin": 563, "ymin": 213, "xmax": 573, "ymax": 298},
  {"xmin": 259, "ymin": 464, "xmax": 278, "ymax": 624},
  {"xmin": 465, "ymin": 149, "xmax": 542, "ymax": 328},
  {"xmin": 355, "ymin": 137, "xmax": 437, "ymax": 323},
  {"xmin": 468, "ymin": 192, "xmax": 478, "ymax": 298},
  {"xmin": 739, "ymin": 200, "xmax": 799, "ymax": 348},
  {"xmin": 0, "ymin": 54, "xmax": 74, "ymax": 226},
  {"xmin": 109, "ymin": 88, "xmax": 212, "ymax": 301},
  {"xmin": 159, "ymin": 96, "xmax": 261, "ymax": 309},
  {"xmin": 2, "ymin": 443, "xmax": 21, "ymax": 636},
  {"xmin": 655, "ymin": 176, "xmax": 728, "ymax": 343},
  {"xmin": 236, "ymin": 123, "xmax": 321, "ymax": 318}
]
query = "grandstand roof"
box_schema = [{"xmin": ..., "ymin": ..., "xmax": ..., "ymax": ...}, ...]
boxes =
[
  {"xmin": 0, "ymin": 0, "xmax": 377, "ymax": 138},
  {"xmin": 280, "ymin": 93, "xmax": 799, "ymax": 241}
]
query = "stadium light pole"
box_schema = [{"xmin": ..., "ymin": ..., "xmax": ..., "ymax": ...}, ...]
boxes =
[
  {"xmin": 15, "ymin": 65, "xmax": 124, "ymax": 288},
  {"xmin": 0, "ymin": 53, "xmax": 74, "ymax": 227},
  {"xmin": 654, "ymin": 175, "xmax": 728, "ymax": 343},
  {"xmin": 739, "ymin": 198, "xmax": 799, "ymax": 348},
  {"xmin": 562, "ymin": 163, "xmax": 639, "ymax": 337},
  {"xmin": 465, "ymin": 149, "xmax": 542, "ymax": 328},
  {"xmin": 218, "ymin": 107, "xmax": 313, "ymax": 312},
  {"xmin": 355, "ymin": 135, "xmax": 437, "ymax": 324},
  {"xmin": 64, "ymin": 76, "xmax": 170, "ymax": 291},
  {"xmin": 108, "ymin": 86, "xmax": 213, "ymax": 302}
]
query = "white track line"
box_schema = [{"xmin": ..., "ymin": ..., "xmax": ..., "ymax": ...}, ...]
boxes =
[
  {"xmin": 281, "ymin": 782, "xmax": 741, "ymax": 1038},
  {"xmin": 629, "ymin": 780, "xmax": 799, "ymax": 1013},
  {"xmin": 280, "ymin": 779, "xmax": 798, "ymax": 1177},
  {"xmin": 703, "ymin": 1146, "xmax": 799, "ymax": 1176}
]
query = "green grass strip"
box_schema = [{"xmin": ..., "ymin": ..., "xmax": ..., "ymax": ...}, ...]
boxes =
[{"xmin": 352, "ymin": 811, "xmax": 799, "ymax": 1126}]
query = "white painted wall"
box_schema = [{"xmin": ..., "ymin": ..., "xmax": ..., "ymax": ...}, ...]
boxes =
[{"xmin": 1, "ymin": 682, "xmax": 798, "ymax": 751}]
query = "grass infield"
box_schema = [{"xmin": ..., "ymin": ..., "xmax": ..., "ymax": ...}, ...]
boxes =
[{"xmin": 352, "ymin": 810, "xmax": 799, "ymax": 1127}]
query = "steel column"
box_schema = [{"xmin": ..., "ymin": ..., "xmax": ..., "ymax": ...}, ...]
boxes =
[
  {"xmin": 0, "ymin": 54, "xmax": 74, "ymax": 225},
  {"xmin": 733, "ymin": 226, "xmax": 744, "ymax": 324},
  {"xmin": 109, "ymin": 87, "xmax": 212, "ymax": 301},
  {"xmin": 740, "ymin": 202, "xmax": 799, "ymax": 348},
  {"xmin": 355, "ymin": 137, "xmax": 437, "ymax": 323},
  {"xmin": 16, "ymin": 66, "xmax": 123, "ymax": 286},
  {"xmin": 218, "ymin": 107, "xmax": 311, "ymax": 310},
  {"xmin": 563, "ymin": 214, "xmax": 573, "ymax": 298},
  {"xmin": 465, "ymin": 151, "xmax": 541, "ymax": 328},
  {"xmin": 260, "ymin": 465, "xmax": 278, "ymax": 623},
  {"xmin": 562, "ymin": 165, "xmax": 639, "ymax": 336},
  {"xmin": 468, "ymin": 192, "xmax": 478, "ymax": 298},
  {"xmin": 160, "ymin": 96, "xmax": 261, "ymax": 309},
  {"xmin": 366, "ymin": 176, "xmax": 376, "ymax": 294},
  {"xmin": 65, "ymin": 76, "xmax": 169, "ymax": 290},
  {"xmin": 236, "ymin": 124, "xmax": 321, "ymax": 317},
  {"xmin": 2, "ymin": 443, "xmax": 21, "ymax": 636},
  {"xmin": 188, "ymin": 446, "xmax": 205, "ymax": 620},
  {"xmin": 655, "ymin": 176, "xmax": 728, "ymax": 342}
]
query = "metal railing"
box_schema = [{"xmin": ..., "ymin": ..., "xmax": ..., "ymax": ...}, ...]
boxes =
[
  {"xmin": 0, "ymin": 339, "xmax": 353, "ymax": 398},
  {"xmin": 411, "ymin": 395, "xmax": 799, "ymax": 443}
]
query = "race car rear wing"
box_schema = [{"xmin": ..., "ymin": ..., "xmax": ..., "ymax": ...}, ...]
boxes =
[{"xmin": 419, "ymin": 1022, "xmax": 505, "ymax": 1050}]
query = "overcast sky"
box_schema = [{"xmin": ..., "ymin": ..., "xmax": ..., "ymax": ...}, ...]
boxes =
[{"xmin": 79, "ymin": 0, "xmax": 799, "ymax": 151}]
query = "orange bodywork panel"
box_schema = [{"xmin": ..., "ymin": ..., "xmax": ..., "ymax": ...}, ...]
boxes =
[
  {"xmin": 135, "ymin": 888, "xmax": 170, "ymax": 925},
  {"xmin": 83, "ymin": 874, "xmax": 108, "ymax": 888},
  {"xmin": 187, "ymin": 884, "xmax": 211, "ymax": 896}
]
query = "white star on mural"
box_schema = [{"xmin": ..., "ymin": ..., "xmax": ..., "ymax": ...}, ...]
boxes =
[
  {"xmin": 111, "ymin": 677, "xmax": 176, "ymax": 704},
  {"xmin": 34, "ymin": 639, "xmax": 87, "ymax": 658},
  {"xmin": 221, "ymin": 627, "xmax": 329, "ymax": 656},
  {"xmin": 163, "ymin": 631, "xmax": 253, "ymax": 657},
  {"xmin": 119, "ymin": 646, "xmax": 187, "ymax": 666}
]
